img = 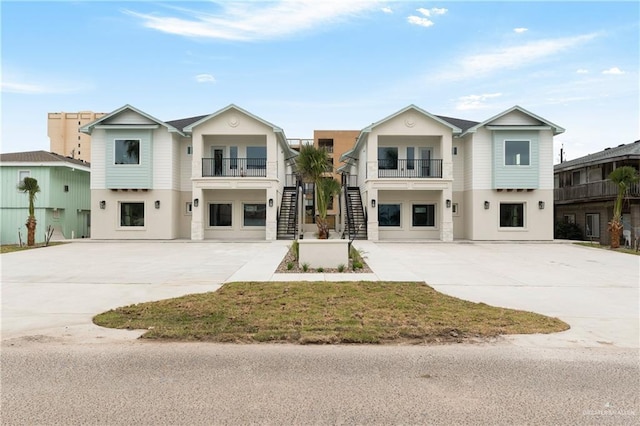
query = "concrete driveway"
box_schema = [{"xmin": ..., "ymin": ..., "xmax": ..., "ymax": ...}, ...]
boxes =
[{"xmin": 1, "ymin": 240, "xmax": 638, "ymax": 348}]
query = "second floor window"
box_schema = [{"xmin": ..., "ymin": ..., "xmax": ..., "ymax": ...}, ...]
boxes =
[
  {"xmin": 378, "ymin": 147, "xmax": 398, "ymax": 170},
  {"xmin": 115, "ymin": 139, "xmax": 140, "ymax": 165},
  {"xmin": 504, "ymin": 140, "xmax": 530, "ymax": 166},
  {"xmin": 246, "ymin": 146, "xmax": 266, "ymax": 169}
]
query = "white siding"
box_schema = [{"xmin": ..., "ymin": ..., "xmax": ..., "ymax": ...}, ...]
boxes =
[
  {"xmin": 90, "ymin": 129, "xmax": 106, "ymax": 189},
  {"xmin": 179, "ymin": 137, "xmax": 193, "ymax": 191},
  {"xmin": 538, "ymin": 129, "xmax": 555, "ymax": 190},
  {"xmin": 452, "ymin": 138, "xmax": 465, "ymax": 192},
  {"xmin": 469, "ymin": 128, "xmax": 493, "ymax": 189},
  {"xmin": 152, "ymin": 128, "xmax": 174, "ymax": 190},
  {"xmin": 106, "ymin": 110, "xmax": 156, "ymax": 125},
  {"xmin": 490, "ymin": 110, "xmax": 541, "ymax": 126}
]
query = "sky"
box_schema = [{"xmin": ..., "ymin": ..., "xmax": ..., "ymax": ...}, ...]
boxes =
[{"xmin": 1, "ymin": 1, "xmax": 638, "ymax": 163}]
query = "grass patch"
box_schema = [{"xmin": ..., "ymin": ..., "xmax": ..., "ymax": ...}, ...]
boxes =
[
  {"xmin": 93, "ymin": 281, "xmax": 569, "ymax": 344},
  {"xmin": 574, "ymin": 242, "xmax": 639, "ymax": 256},
  {"xmin": 1, "ymin": 242, "xmax": 65, "ymax": 254}
]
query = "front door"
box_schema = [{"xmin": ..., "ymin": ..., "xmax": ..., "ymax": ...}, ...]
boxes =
[{"xmin": 420, "ymin": 148, "xmax": 431, "ymax": 177}]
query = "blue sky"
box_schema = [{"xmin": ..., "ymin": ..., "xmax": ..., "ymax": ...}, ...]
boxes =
[{"xmin": 2, "ymin": 1, "xmax": 638, "ymax": 163}]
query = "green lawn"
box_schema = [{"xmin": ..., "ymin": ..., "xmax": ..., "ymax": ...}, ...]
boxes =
[{"xmin": 94, "ymin": 281, "xmax": 569, "ymax": 344}]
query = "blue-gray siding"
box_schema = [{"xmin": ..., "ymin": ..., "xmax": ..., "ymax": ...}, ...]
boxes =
[
  {"xmin": 492, "ymin": 130, "xmax": 540, "ymax": 189},
  {"xmin": 105, "ymin": 129, "xmax": 153, "ymax": 189}
]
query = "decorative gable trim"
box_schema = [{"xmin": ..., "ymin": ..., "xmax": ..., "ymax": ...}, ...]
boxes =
[
  {"xmin": 462, "ymin": 105, "xmax": 565, "ymax": 136},
  {"xmin": 79, "ymin": 104, "xmax": 183, "ymax": 136}
]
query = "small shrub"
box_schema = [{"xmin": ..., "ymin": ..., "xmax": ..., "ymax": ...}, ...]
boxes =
[
  {"xmin": 555, "ymin": 221, "xmax": 584, "ymax": 240},
  {"xmin": 302, "ymin": 263, "xmax": 309, "ymax": 272},
  {"xmin": 286, "ymin": 262, "xmax": 294, "ymax": 270},
  {"xmin": 291, "ymin": 241, "xmax": 299, "ymax": 261},
  {"xmin": 352, "ymin": 261, "xmax": 363, "ymax": 270},
  {"xmin": 317, "ymin": 267, "xmax": 324, "ymax": 273},
  {"xmin": 337, "ymin": 264, "xmax": 345, "ymax": 272}
]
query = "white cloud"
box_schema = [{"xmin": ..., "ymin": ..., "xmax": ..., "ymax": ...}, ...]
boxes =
[
  {"xmin": 381, "ymin": 7, "xmax": 392, "ymax": 14},
  {"xmin": 435, "ymin": 33, "xmax": 599, "ymax": 81},
  {"xmin": 408, "ymin": 7, "xmax": 446, "ymax": 28},
  {"xmin": 1, "ymin": 78, "xmax": 89, "ymax": 94},
  {"xmin": 602, "ymin": 67, "xmax": 624, "ymax": 75},
  {"xmin": 124, "ymin": 1, "xmax": 380, "ymax": 41},
  {"xmin": 576, "ymin": 69, "xmax": 589, "ymax": 74},
  {"xmin": 456, "ymin": 93, "xmax": 502, "ymax": 110},
  {"xmin": 514, "ymin": 27, "xmax": 528, "ymax": 33},
  {"xmin": 407, "ymin": 15, "xmax": 433, "ymax": 27},
  {"xmin": 195, "ymin": 74, "xmax": 216, "ymax": 83}
]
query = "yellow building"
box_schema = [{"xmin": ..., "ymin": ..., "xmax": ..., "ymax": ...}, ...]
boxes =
[{"xmin": 48, "ymin": 111, "xmax": 105, "ymax": 163}]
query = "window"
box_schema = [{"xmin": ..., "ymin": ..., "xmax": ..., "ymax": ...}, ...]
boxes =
[
  {"xmin": 187, "ymin": 146, "xmax": 192, "ymax": 155},
  {"xmin": 379, "ymin": 204, "xmax": 401, "ymax": 227},
  {"xmin": 504, "ymin": 140, "xmax": 530, "ymax": 166},
  {"xmin": 52, "ymin": 209, "xmax": 60, "ymax": 220},
  {"xmin": 18, "ymin": 170, "xmax": 31, "ymax": 184},
  {"xmin": 230, "ymin": 146, "xmax": 238, "ymax": 169},
  {"xmin": 246, "ymin": 146, "xmax": 266, "ymax": 169},
  {"xmin": 115, "ymin": 139, "xmax": 140, "ymax": 165},
  {"xmin": 378, "ymin": 147, "xmax": 398, "ymax": 170},
  {"xmin": 586, "ymin": 213, "xmax": 600, "ymax": 238},
  {"xmin": 120, "ymin": 203, "xmax": 144, "ymax": 227},
  {"xmin": 572, "ymin": 171, "xmax": 581, "ymax": 185},
  {"xmin": 412, "ymin": 204, "xmax": 435, "ymax": 227},
  {"xmin": 209, "ymin": 204, "xmax": 232, "ymax": 226},
  {"xmin": 452, "ymin": 146, "xmax": 458, "ymax": 155},
  {"xmin": 500, "ymin": 203, "xmax": 524, "ymax": 228},
  {"xmin": 564, "ymin": 214, "xmax": 575, "ymax": 224},
  {"xmin": 407, "ymin": 147, "xmax": 415, "ymax": 170},
  {"xmin": 186, "ymin": 202, "xmax": 192, "ymax": 215},
  {"xmin": 243, "ymin": 203, "xmax": 266, "ymax": 226},
  {"xmin": 64, "ymin": 185, "xmax": 69, "ymax": 192}
]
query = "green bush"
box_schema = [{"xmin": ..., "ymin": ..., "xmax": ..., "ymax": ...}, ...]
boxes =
[
  {"xmin": 286, "ymin": 262, "xmax": 294, "ymax": 270},
  {"xmin": 337, "ymin": 264, "xmax": 345, "ymax": 273},
  {"xmin": 302, "ymin": 263, "xmax": 309, "ymax": 272},
  {"xmin": 317, "ymin": 267, "xmax": 324, "ymax": 273},
  {"xmin": 555, "ymin": 221, "xmax": 584, "ymax": 240},
  {"xmin": 292, "ymin": 241, "xmax": 299, "ymax": 261}
]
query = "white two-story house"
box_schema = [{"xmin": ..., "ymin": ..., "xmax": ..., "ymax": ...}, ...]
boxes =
[
  {"xmin": 339, "ymin": 105, "xmax": 564, "ymax": 241},
  {"xmin": 81, "ymin": 104, "xmax": 298, "ymax": 240}
]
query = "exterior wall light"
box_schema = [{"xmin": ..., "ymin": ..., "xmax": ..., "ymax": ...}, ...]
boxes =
[
  {"xmin": 446, "ymin": 199, "xmax": 451, "ymax": 208},
  {"xmin": 99, "ymin": 200, "xmax": 106, "ymax": 209},
  {"xmin": 371, "ymin": 199, "xmax": 376, "ymax": 208},
  {"xmin": 484, "ymin": 201, "xmax": 490, "ymax": 210},
  {"xmin": 155, "ymin": 200, "xmax": 161, "ymax": 209},
  {"xmin": 194, "ymin": 198, "xmax": 199, "ymax": 207},
  {"xmin": 538, "ymin": 201, "xmax": 545, "ymax": 209},
  {"xmin": 269, "ymin": 198, "xmax": 274, "ymax": 207}
]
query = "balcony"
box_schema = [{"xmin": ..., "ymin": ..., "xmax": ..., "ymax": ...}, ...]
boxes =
[
  {"xmin": 202, "ymin": 158, "xmax": 266, "ymax": 177},
  {"xmin": 554, "ymin": 180, "xmax": 640, "ymax": 203},
  {"xmin": 377, "ymin": 159, "xmax": 443, "ymax": 178}
]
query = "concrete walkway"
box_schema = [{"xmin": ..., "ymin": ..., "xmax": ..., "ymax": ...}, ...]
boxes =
[{"xmin": 1, "ymin": 239, "xmax": 638, "ymax": 348}]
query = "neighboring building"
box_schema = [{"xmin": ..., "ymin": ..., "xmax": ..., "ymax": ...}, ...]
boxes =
[
  {"xmin": 339, "ymin": 105, "xmax": 564, "ymax": 241},
  {"xmin": 0, "ymin": 151, "xmax": 91, "ymax": 244},
  {"xmin": 48, "ymin": 111, "xmax": 106, "ymax": 163},
  {"xmin": 80, "ymin": 104, "xmax": 299, "ymax": 240},
  {"xmin": 554, "ymin": 140, "xmax": 640, "ymax": 245},
  {"xmin": 313, "ymin": 130, "xmax": 360, "ymax": 230}
]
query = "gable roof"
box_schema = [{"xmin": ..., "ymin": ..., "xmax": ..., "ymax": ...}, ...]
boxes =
[
  {"xmin": 436, "ymin": 115, "xmax": 479, "ymax": 133},
  {"xmin": 555, "ymin": 140, "xmax": 640, "ymax": 171},
  {"xmin": 181, "ymin": 104, "xmax": 298, "ymax": 160},
  {"xmin": 165, "ymin": 114, "xmax": 209, "ymax": 133},
  {"xmin": 340, "ymin": 105, "xmax": 464, "ymax": 162},
  {"xmin": 79, "ymin": 104, "xmax": 184, "ymax": 135},
  {"xmin": 0, "ymin": 150, "xmax": 90, "ymax": 170},
  {"xmin": 462, "ymin": 105, "xmax": 565, "ymax": 136}
]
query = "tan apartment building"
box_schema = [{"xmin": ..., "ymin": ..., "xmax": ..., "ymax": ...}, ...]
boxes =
[
  {"xmin": 48, "ymin": 111, "xmax": 106, "ymax": 163},
  {"xmin": 313, "ymin": 130, "xmax": 360, "ymax": 229}
]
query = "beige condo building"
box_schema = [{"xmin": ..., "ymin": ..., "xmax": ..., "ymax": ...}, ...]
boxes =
[{"xmin": 48, "ymin": 111, "xmax": 105, "ymax": 163}]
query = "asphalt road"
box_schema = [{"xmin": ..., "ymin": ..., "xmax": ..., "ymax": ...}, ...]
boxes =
[{"xmin": 2, "ymin": 341, "xmax": 638, "ymax": 425}]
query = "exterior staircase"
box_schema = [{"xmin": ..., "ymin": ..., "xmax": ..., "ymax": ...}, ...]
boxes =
[
  {"xmin": 277, "ymin": 186, "xmax": 298, "ymax": 239},
  {"xmin": 344, "ymin": 187, "xmax": 367, "ymax": 240}
]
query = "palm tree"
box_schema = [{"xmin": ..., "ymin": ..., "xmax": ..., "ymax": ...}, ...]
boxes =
[
  {"xmin": 295, "ymin": 144, "xmax": 340, "ymax": 239},
  {"xmin": 17, "ymin": 177, "xmax": 41, "ymax": 246},
  {"xmin": 607, "ymin": 166, "xmax": 639, "ymax": 248}
]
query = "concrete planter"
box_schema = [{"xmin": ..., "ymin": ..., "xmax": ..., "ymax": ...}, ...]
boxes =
[{"xmin": 298, "ymin": 239, "xmax": 349, "ymax": 269}]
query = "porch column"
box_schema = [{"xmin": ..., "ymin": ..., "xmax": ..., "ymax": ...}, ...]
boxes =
[
  {"xmin": 266, "ymin": 187, "xmax": 277, "ymax": 241},
  {"xmin": 441, "ymin": 188, "xmax": 453, "ymax": 241},
  {"xmin": 191, "ymin": 187, "xmax": 204, "ymax": 240},
  {"xmin": 367, "ymin": 188, "xmax": 379, "ymax": 241}
]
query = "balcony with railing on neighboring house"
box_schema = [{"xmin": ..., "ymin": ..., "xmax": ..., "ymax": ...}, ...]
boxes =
[
  {"xmin": 554, "ymin": 180, "xmax": 640, "ymax": 203},
  {"xmin": 377, "ymin": 159, "xmax": 443, "ymax": 178},
  {"xmin": 202, "ymin": 158, "xmax": 267, "ymax": 177}
]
